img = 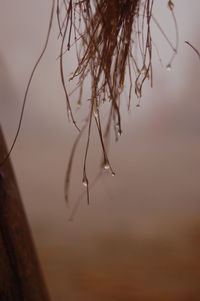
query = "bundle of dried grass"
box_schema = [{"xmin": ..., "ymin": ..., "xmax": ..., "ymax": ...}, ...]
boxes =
[
  {"xmin": 0, "ymin": 0, "xmax": 178, "ymax": 206},
  {"xmin": 57, "ymin": 0, "xmax": 177, "ymax": 203}
]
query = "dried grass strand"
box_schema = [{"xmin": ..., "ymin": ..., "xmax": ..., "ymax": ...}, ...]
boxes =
[{"xmin": 0, "ymin": 0, "xmax": 55, "ymax": 167}]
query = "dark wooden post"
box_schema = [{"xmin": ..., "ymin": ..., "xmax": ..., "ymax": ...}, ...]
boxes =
[{"xmin": 0, "ymin": 127, "xmax": 50, "ymax": 301}]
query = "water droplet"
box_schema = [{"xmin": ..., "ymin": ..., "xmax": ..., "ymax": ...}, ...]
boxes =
[
  {"xmin": 67, "ymin": 108, "xmax": 72, "ymax": 118},
  {"xmin": 118, "ymin": 129, "xmax": 122, "ymax": 136},
  {"xmin": 104, "ymin": 161, "xmax": 110, "ymax": 170},
  {"xmin": 111, "ymin": 172, "xmax": 115, "ymax": 177},
  {"xmin": 166, "ymin": 63, "xmax": 171, "ymax": 71},
  {"xmin": 82, "ymin": 176, "xmax": 88, "ymax": 187}
]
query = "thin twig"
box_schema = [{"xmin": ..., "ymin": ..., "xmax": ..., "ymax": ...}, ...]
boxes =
[{"xmin": 185, "ymin": 41, "xmax": 200, "ymax": 60}]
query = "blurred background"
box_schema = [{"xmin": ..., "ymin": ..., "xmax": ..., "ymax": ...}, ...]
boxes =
[{"xmin": 0, "ymin": 1, "xmax": 200, "ymax": 300}]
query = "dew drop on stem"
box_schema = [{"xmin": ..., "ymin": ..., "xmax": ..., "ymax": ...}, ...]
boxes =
[
  {"xmin": 103, "ymin": 160, "xmax": 110, "ymax": 170},
  {"xmin": 82, "ymin": 176, "xmax": 88, "ymax": 187},
  {"xmin": 118, "ymin": 129, "xmax": 122, "ymax": 137},
  {"xmin": 166, "ymin": 63, "xmax": 171, "ymax": 71}
]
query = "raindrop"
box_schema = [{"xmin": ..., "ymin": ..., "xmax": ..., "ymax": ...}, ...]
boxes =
[
  {"xmin": 67, "ymin": 108, "xmax": 72, "ymax": 119},
  {"xmin": 104, "ymin": 161, "xmax": 110, "ymax": 170},
  {"xmin": 118, "ymin": 129, "xmax": 122, "ymax": 137},
  {"xmin": 166, "ymin": 63, "xmax": 171, "ymax": 71},
  {"xmin": 82, "ymin": 176, "xmax": 88, "ymax": 187}
]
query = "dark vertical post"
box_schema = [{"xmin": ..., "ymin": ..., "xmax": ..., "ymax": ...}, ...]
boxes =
[{"xmin": 0, "ymin": 127, "xmax": 50, "ymax": 301}]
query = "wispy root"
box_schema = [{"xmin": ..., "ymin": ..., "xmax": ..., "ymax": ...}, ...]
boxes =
[{"xmin": 57, "ymin": 0, "xmax": 178, "ymax": 205}]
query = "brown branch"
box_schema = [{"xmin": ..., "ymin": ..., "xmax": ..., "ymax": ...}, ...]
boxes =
[{"xmin": 0, "ymin": 127, "xmax": 50, "ymax": 301}]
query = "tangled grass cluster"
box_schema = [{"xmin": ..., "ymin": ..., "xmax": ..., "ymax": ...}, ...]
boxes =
[
  {"xmin": 56, "ymin": 0, "xmax": 178, "ymax": 204},
  {"xmin": 0, "ymin": 0, "xmax": 178, "ymax": 207}
]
